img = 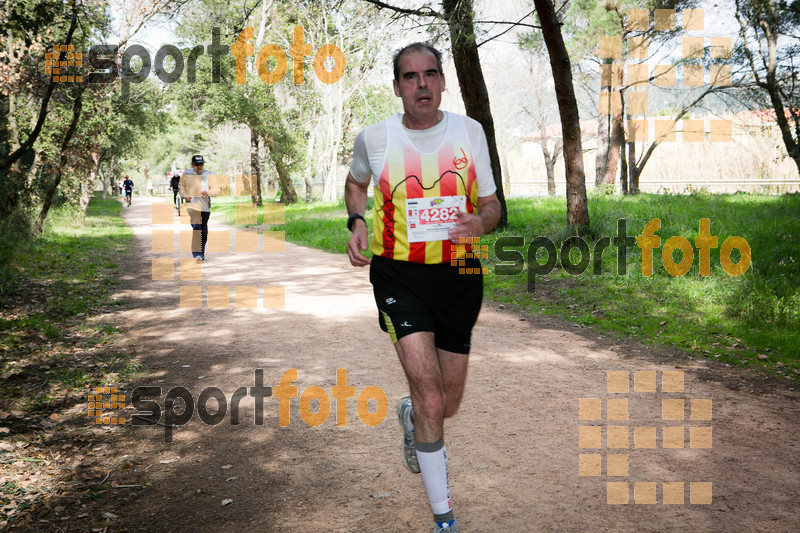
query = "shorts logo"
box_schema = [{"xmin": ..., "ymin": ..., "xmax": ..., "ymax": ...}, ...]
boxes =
[
  {"xmin": 385, "ymin": 297, "xmax": 396, "ymax": 305},
  {"xmin": 400, "ymin": 321, "xmax": 412, "ymax": 327}
]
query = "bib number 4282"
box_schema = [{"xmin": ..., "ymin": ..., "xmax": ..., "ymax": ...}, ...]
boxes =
[{"xmin": 419, "ymin": 206, "xmax": 459, "ymax": 224}]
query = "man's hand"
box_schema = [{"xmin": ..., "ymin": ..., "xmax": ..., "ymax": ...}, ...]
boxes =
[
  {"xmin": 344, "ymin": 172, "xmax": 371, "ymax": 267},
  {"xmin": 448, "ymin": 194, "xmax": 501, "ymax": 244},
  {"xmin": 346, "ymin": 220, "xmax": 371, "ymax": 266},
  {"xmin": 448, "ymin": 211, "xmax": 485, "ymax": 244}
]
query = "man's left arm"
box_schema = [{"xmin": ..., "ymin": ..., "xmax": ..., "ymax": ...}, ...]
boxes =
[{"xmin": 448, "ymin": 194, "xmax": 501, "ymax": 244}]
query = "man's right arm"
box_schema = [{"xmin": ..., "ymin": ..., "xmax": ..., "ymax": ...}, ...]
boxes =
[{"xmin": 345, "ymin": 173, "xmax": 370, "ymax": 267}]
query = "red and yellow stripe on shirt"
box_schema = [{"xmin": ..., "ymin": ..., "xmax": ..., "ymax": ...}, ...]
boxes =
[{"xmin": 370, "ymin": 138, "xmax": 478, "ymax": 264}]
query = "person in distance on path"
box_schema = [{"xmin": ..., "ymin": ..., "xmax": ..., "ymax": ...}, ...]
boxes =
[
  {"xmin": 169, "ymin": 171, "xmax": 181, "ymax": 210},
  {"xmin": 344, "ymin": 42, "xmax": 501, "ymax": 533},
  {"xmin": 122, "ymin": 175, "xmax": 134, "ymax": 206},
  {"xmin": 182, "ymin": 155, "xmax": 211, "ymax": 263}
]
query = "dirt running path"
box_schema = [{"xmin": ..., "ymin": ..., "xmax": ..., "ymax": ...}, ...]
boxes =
[{"xmin": 96, "ymin": 197, "xmax": 799, "ymax": 532}]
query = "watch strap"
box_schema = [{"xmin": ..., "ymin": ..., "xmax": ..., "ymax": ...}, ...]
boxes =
[{"xmin": 347, "ymin": 213, "xmax": 366, "ymax": 231}]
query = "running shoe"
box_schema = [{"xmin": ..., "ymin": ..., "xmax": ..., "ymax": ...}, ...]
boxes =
[{"xmin": 397, "ymin": 396, "xmax": 420, "ymax": 474}]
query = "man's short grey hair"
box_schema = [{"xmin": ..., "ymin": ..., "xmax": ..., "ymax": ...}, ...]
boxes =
[{"xmin": 393, "ymin": 43, "xmax": 443, "ymax": 81}]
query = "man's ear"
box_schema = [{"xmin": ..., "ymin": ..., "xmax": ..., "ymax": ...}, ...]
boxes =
[
  {"xmin": 441, "ymin": 72, "xmax": 446, "ymax": 92},
  {"xmin": 393, "ymin": 79, "xmax": 400, "ymax": 97}
]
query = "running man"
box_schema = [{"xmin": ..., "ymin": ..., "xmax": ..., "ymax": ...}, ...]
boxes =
[
  {"xmin": 182, "ymin": 155, "xmax": 211, "ymax": 263},
  {"xmin": 344, "ymin": 43, "xmax": 501, "ymax": 533},
  {"xmin": 122, "ymin": 175, "xmax": 134, "ymax": 206}
]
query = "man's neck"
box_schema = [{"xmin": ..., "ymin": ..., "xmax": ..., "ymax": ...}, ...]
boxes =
[{"xmin": 402, "ymin": 110, "xmax": 443, "ymax": 130}]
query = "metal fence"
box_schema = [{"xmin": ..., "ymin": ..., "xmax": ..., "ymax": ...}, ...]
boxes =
[{"xmin": 507, "ymin": 178, "xmax": 800, "ymax": 197}]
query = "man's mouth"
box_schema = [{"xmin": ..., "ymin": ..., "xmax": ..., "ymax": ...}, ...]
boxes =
[{"xmin": 417, "ymin": 94, "xmax": 432, "ymax": 104}]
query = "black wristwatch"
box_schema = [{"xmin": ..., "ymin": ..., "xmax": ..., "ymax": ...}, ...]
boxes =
[{"xmin": 347, "ymin": 213, "xmax": 366, "ymax": 231}]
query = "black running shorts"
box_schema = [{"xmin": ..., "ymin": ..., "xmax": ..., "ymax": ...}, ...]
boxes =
[{"xmin": 369, "ymin": 255, "xmax": 483, "ymax": 354}]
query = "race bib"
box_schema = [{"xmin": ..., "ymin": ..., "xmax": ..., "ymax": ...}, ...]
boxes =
[{"xmin": 406, "ymin": 196, "xmax": 466, "ymax": 243}]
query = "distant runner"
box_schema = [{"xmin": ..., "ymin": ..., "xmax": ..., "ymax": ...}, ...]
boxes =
[
  {"xmin": 122, "ymin": 175, "xmax": 134, "ymax": 207},
  {"xmin": 182, "ymin": 155, "xmax": 211, "ymax": 263}
]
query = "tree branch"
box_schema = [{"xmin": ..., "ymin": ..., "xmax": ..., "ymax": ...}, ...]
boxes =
[
  {"xmin": 477, "ymin": 10, "xmax": 541, "ymax": 47},
  {"xmin": 635, "ymin": 84, "xmax": 720, "ymax": 172},
  {"xmin": 362, "ymin": 0, "xmax": 441, "ymax": 18}
]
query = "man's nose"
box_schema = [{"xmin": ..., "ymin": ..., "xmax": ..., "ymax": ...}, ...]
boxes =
[{"xmin": 418, "ymin": 74, "xmax": 427, "ymax": 88}]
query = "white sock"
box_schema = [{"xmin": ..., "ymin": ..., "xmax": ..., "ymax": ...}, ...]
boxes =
[{"xmin": 416, "ymin": 439, "xmax": 452, "ymax": 518}]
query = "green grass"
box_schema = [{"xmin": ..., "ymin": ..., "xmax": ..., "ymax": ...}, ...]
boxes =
[
  {"xmin": 221, "ymin": 192, "xmax": 799, "ymax": 379},
  {"xmin": 211, "ymin": 196, "xmax": 355, "ymax": 253},
  {"xmin": 0, "ymin": 195, "xmax": 138, "ymax": 415}
]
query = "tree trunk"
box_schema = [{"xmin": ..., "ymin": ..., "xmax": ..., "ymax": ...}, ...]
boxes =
[
  {"xmin": 100, "ymin": 166, "xmax": 108, "ymax": 199},
  {"xmin": 25, "ymin": 149, "xmax": 43, "ymax": 192},
  {"xmin": 442, "ymin": 0, "xmax": 508, "ymax": 228},
  {"xmin": 544, "ymin": 155, "xmax": 557, "ymax": 196},
  {"xmin": 595, "ymin": 58, "xmax": 612, "ymax": 186},
  {"xmin": 595, "ymin": 107, "xmax": 610, "ymax": 187},
  {"xmin": 596, "ymin": 59, "xmax": 623, "ymax": 187},
  {"xmin": 265, "ymin": 135, "xmax": 297, "ymax": 204},
  {"xmin": 627, "ymin": 139, "xmax": 639, "ymax": 194},
  {"xmin": 500, "ymin": 144, "xmax": 511, "ymax": 197},
  {"xmin": 619, "ymin": 128, "xmax": 628, "ymax": 195},
  {"xmin": 0, "ymin": 6, "xmax": 79, "ymax": 172},
  {"xmin": 250, "ymin": 129, "xmax": 263, "ymax": 206},
  {"xmin": 267, "ymin": 165, "xmax": 277, "ymax": 196},
  {"xmin": 604, "ymin": 109, "xmax": 623, "ymax": 186},
  {"xmin": 81, "ymin": 148, "xmax": 102, "ymax": 216},
  {"xmin": 323, "ymin": 82, "xmax": 344, "ymax": 202},
  {"xmin": 539, "ymin": 122, "xmax": 557, "ymax": 196},
  {"xmin": 36, "ymin": 89, "xmax": 84, "ymax": 233},
  {"xmin": 533, "ymin": 0, "xmax": 589, "ymax": 232},
  {"xmin": 142, "ymin": 166, "xmax": 149, "ymax": 198},
  {"xmin": 304, "ymin": 129, "xmax": 316, "ymax": 202}
]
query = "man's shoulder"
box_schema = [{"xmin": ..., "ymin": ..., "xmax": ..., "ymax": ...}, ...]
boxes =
[
  {"xmin": 354, "ymin": 115, "xmax": 399, "ymax": 154},
  {"xmin": 360, "ymin": 114, "xmax": 398, "ymax": 136},
  {"xmin": 445, "ymin": 111, "xmax": 482, "ymax": 131}
]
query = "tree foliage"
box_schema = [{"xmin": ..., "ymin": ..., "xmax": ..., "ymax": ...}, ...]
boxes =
[{"xmin": 735, "ymin": 0, "xmax": 800, "ymax": 175}]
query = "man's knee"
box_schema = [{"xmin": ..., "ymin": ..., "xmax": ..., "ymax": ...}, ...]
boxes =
[
  {"xmin": 443, "ymin": 402, "xmax": 460, "ymax": 419},
  {"xmin": 443, "ymin": 388, "xmax": 465, "ymax": 419},
  {"xmin": 413, "ymin": 388, "xmax": 446, "ymax": 422}
]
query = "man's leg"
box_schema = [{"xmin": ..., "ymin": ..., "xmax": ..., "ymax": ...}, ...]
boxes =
[
  {"xmin": 190, "ymin": 223, "xmax": 202, "ymax": 259},
  {"xmin": 200, "ymin": 211, "xmax": 210, "ymax": 259},
  {"xmin": 395, "ymin": 332, "xmax": 467, "ymax": 530},
  {"xmin": 395, "ymin": 333, "xmax": 468, "ymax": 441}
]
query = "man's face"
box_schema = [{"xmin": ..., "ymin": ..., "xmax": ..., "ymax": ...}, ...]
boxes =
[
  {"xmin": 192, "ymin": 162, "xmax": 204, "ymax": 172},
  {"xmin": 393, "ymin": 49, "xmax": 445, "ymax": 124}
]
